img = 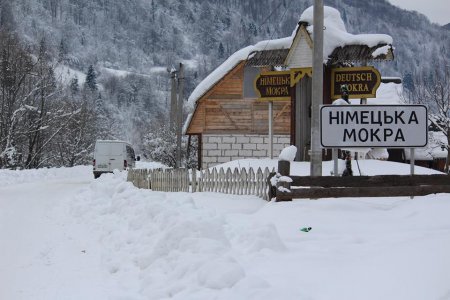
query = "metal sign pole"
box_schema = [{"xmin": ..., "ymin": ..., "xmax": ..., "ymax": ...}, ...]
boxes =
[
  {"xmin": 410, "ymin": 148, "xmax": 415, "ymax": 175},
  {"xmin": 269, "ymin": 101, "xmax": 273, "ymax": 159},
  {"xmin": 333, "ymin": 148, "xmax": 338, "ymax": 176}
]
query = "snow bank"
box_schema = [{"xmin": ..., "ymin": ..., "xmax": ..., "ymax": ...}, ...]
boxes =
[
  {"xmin": 279, "ymin": 145, "xmax": 297, "ymax": 161},
  {"xmin": 71, "ymin": 171, "xmax": 285, "ymax": 299},
  {"xmin": 0, "ymin": 165, "xmax": 92, "ymax": 187},
  {"xmin": 2, "ymin": 160, "xmax": 449, "ymax": 300},
  {"xmin": 71, "ymin": 164, "xmax": 447, "ymax": 299},
  {"xmin": 211, "ymin": 158, "xmax": 441, "ymax": 176},
  {"xmin": 135, "ymin": 160, "xmax": 168, "ymax": 169}
]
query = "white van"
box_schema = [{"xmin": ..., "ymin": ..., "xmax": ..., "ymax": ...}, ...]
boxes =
[{"xmin": 93, "ymin": 140, "xmax": 139, "ymax": 178}]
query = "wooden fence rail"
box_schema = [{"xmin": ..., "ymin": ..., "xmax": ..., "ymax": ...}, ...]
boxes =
[
  {"xmin": 127, "ymin": 167, "xmax": 275, "ymax": 200},
  {"xmin": 274, "ymin": 161, "xmax": 450, "ymax": 201}
]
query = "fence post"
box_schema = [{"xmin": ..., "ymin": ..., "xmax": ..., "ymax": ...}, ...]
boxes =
[
  {"xmin": 277, "ymin": 160, "xmax": 292, "ymax": 201},
  {"xmin": 241, "ymin": 168, "xmax": 248, "ymax": 194},
  {"xmin": 255, "ymin": 167, "xmax": 262, "ymax": 198},
  {"xmin": 235, "ymin": 168, "xmax": 239, "ymax": 195},
  {"xmin": 198, "ymin": 170, "xmax": 203, "ymax": 192},
  {"xmin": 205, "ymin": 169, "xmax": 211, "ymax": 192},
  {"xmin": 263, "ymin": 167, "xmax": 270, "ymax": 201},
  {"xmin": 184, "ymin": 168, "xmax": 189, "ymax": 192},
  {"xmin": 248, "ymin": 168, "xmax": 254, "ymax": 195},
  {"xmin": 191, "ymin": 168, "xmax": 197, "ymax": 192}
]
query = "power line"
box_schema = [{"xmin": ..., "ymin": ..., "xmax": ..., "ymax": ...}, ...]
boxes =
[
  {"xmin": 237, "ymin": 1, "xmax": 291, "ymax": 51},
  {"xmin": 262, "ymin": 0, "xmax": 295, "ymax": 52}
]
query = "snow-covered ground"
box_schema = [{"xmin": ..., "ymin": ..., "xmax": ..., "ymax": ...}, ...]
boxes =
[{"xmin": 1, "ymin": 160, "xmax": 450, "ymax": 300}]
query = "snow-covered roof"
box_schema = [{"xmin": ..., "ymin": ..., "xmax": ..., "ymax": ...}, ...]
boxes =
[
  {"xmin": 185, "ymin": 5, "xmax": 394, "ymax": 132},
  {"xmin": 184, "ymin": 37, "xmax": 292, "ymax": 133},
  {"xmin": 350, "ymin": 82, "xmax": 404, "ymax": 105},
  {"xmin": 245, "ymin": 49, "xmax": 290, "ymax": 67},
  {"xmin": 187, "ymin": 37, "xmax": 292, "ymax": 110},
  {"xmin": 298, "ymin": 6, "xmax": 393, "ymax": 62}
]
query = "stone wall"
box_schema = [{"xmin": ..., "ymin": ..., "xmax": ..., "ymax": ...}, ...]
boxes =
[{"xmin": 202, "ymin": 134, "xmax": 291, "ymax": 169}]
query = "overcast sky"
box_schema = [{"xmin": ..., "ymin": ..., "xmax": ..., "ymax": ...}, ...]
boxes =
[{"xmin": 388, "ymin": 0, "xmax": 449, "ymax": 25}]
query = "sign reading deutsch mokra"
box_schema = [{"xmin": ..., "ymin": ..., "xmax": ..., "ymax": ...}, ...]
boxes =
[
  {"xmin": 331, "ymin": 66, "xmax": 381, "ymax": 99},
  {"xmin": 254, "ymin": 71, "xmax": 291, "ymax": 101},
  {"xmin": 320, "ymin": 105, "xmax": 428, "ymax": 148}
]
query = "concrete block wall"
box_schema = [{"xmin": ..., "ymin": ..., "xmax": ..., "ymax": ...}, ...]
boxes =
[{"xmin": 202, "ymin": 134, "xmax": 291, "ymax": 169}]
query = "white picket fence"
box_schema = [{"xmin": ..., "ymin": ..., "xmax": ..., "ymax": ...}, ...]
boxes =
[{"xmin": 127, "ymin": 167, "xmax": 274, "ymax": 200}]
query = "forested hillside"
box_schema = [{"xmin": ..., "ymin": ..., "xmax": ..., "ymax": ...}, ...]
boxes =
[{"xmin": 0, "ymin": 0, "xmax": 448, "ymax": 168}]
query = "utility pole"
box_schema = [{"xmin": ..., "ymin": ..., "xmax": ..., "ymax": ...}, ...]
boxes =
[
  {"xmin": 176, "ymin": 63, "xmax": 184, "ymax": 168},
  {"xmin": 268, "ymin": 101, "xmax": 273, "ymax": 159},
  {"xmin": 360, "ymin": 60, "xmax": 367, "ymax": 105},
  {"xmin": 170, "ymin": 67, "xmax": 177, "ymax": 130},
  {"xmin": 310, "ymin": 0, "xmax": 324, "ymax": 177}
]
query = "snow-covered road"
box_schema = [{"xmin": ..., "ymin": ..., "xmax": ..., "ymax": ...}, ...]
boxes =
[
  {"xmin": 1, "ymin": 161, "xmax": 450, "ymax": 300},
  {"xmin": 0, "ymin": 168, "xmax": 112, "ymax": 300}
]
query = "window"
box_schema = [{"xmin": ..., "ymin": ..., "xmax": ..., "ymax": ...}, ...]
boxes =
[{"xmin": 126, "ymin": 146, "xmax": 135, "ymax": 158}]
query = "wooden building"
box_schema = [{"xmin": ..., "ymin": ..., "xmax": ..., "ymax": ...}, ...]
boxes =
[{"xmin": 185, "ymin": 6, "xmax": 394, "ymax": 169}]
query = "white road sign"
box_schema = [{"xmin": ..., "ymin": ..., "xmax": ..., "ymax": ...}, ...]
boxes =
[{"xmin": 320, "ymin": 105, "xmax": 428, "ymax": 148}]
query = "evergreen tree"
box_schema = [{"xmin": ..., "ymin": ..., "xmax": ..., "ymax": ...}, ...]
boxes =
[
  {"xmin": 403, "ymin": 72, "xmax": 414, "ymax": 92},
  {"xmin": 58, "ymin": 38, "xmax": 68, "ymax": 63},
  {"xmin": 249, "ymin": 22, "xmax": 257, "ymax": 36},
  {"xmin": 218, "ymin": 42, "xmax": 225, "ymax": 59},
  {"xmin": 85, "ymin": 65, "xmax": 97, "ymax": 91},
  {"xmin": 70, "ymin": 77, "xmax": 79, "ymax": 95}
]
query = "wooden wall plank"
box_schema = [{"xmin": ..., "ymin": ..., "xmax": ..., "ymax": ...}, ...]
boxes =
[{"xmin": 186, "ymin": 61, "xmax": 292, "ymax": 135}]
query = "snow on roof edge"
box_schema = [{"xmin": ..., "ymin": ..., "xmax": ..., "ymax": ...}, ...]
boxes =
[
  {"xmin": 187, "ymin": 37, "xmax": 292, "ymax": 109},
  {"xmin": 299, "ymin": 6, "xmax": 393, "ymax": 62}
]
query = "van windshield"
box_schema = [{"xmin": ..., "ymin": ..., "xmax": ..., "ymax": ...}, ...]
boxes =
[{"xmin": 126, "ymin": 146, "xmax": 135, "ymax": 159}]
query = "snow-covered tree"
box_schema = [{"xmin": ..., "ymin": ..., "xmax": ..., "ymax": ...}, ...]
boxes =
[
  {"xmin": 48, "ymin": 98, "xmax": 97, "ymax": 167},
  {"xmin": 0, "ymin": 29, "xmax": 103, "ymax": 169},
  {"xmin": 85, "ymin": 65, "xmax": 97, "ymax": 91},
  {"xmin": 142, "ymin": 125, "xmax": 197, "ymax": 169},
  {"xmin": 409, "ymin": 61, "xmax": 450, "ymax": 172},
  {"xmin": 70, "ymin": 77, "xmax": 79, "ymax": 95}
]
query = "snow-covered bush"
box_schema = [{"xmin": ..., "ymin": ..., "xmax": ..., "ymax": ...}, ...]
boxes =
[{"xmin": 142, "ymin": 125, "xmax": 197, "ymax": 169}]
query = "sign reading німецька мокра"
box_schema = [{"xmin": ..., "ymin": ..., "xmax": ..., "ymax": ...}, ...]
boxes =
[
  {"xmin": 254, "ymin": 71, "xmax": 291, "ymax": 101},
  {"xmin": 320, "ymin": 105, "xmax": 428, "ymax": 148}
]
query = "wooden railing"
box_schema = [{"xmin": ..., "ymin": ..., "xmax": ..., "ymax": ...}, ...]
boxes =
[
  {"xmin": 273, "ymin": 161, "xmax": 450, "ymax": 201},
  {"xmin": 127, "ymin": 167, "xmax": 274, "ymax": 200}
]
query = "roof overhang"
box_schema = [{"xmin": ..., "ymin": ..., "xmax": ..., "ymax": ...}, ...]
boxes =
[
  {"xmin": 327, "ymin": 44, "xmax": 394, "ymax": 65},
  {"xmin": 245, "ymin": 49, "xmax": 290, "ymax": 67}
]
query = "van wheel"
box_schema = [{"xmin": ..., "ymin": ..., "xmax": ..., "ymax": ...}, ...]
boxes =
[{"xmin": 94, "ymin": 173, "xmax": 101, "ymax": 179}]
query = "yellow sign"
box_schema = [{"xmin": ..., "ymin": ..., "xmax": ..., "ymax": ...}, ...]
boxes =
[
  {"xmin": 254, "ymin": 68, "xmax": 313, "ymax": 101},
  {"xmin": 254, "ymin": 71, "xmax": 291, "ymax": 101},
  {"xmin": 331, "ymin": 66, "xmax": 381, "ymax": 99},
  {"xmin": 290, "ymin": 68, "xmax": 312, "ymax": 87}
]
